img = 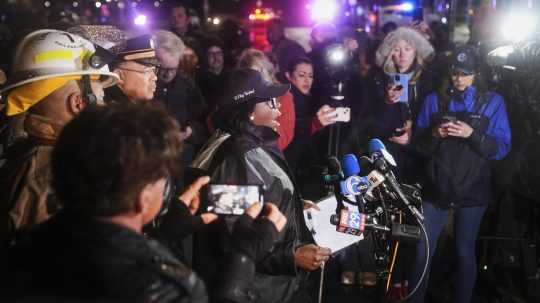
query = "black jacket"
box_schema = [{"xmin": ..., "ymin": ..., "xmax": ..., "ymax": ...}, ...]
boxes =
[
  {"xmin": 155, "ymin": 74, "xmax": 209, "ymax": 150},
  {"xmin": 190, "ymin": 125, "xmax": 314, "ymax": 303},
  {"xmin": 367, "ymin": 66, "xmax": 434, "ymax": 130},
  {"xmin": 414, "ymin": 87, "xmax": 512, "ymax": 208},
  {"xmin": 196, "ymin": 70, "xmax": 228, "ymax": 113},
  {"xmin": 363, "ymin": 67, "xmax": 434, "ymax": 182},
  {"xmin": 1, "ymin": 210, "xmax": 209, "ymax": 303},
  {"xmin": 284, "ymin": 85, "xmax": 317, "ymax": 175}
]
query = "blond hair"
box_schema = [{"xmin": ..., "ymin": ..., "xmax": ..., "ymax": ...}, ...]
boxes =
[
  {"xmin": 375, "ymin": 27, "xmax": 434, "ymax": 74},
  {"xmin": 236, "ymin": 48, "xmax": 276, "ymax": 84}
]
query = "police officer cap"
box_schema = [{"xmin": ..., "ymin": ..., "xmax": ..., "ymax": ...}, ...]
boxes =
[{"xmin": 116, "ymin": 34, "xmax": 158, "ymax": 66}]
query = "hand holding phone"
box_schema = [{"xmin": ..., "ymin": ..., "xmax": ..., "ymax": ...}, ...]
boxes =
[
  {"xmin": 434, "ymin": 116, "xmax": 458, "ymax": 138},
  {"xmin": 388, "ymin": 74, "xmax": 409, "ymax": 103},
  {"xmin": 316, "ymin": 105, "xmax": 338, "ymax": 126}
]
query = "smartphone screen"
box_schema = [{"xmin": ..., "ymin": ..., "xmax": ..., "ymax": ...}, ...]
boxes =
[
  {"xmin": 206, "ymin": 184, "xmax": 263, "ymax": 215},
  {"xmin": 392, "ymin": 74, "xmax": 409, "ymax": 103}
]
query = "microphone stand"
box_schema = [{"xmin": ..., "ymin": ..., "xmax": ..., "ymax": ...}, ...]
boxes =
[
  {"xmin": 374, "ymin": 158, "xmax": 425, "ymax": 222},
  {"xmin": 327, "ymin": 81, "xmax": 346, "ymax": 214}
]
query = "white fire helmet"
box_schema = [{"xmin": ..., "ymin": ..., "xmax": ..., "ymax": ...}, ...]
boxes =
[{"xmin": 0, "ymin": 29, "xmax": 119, "ymax": 94}]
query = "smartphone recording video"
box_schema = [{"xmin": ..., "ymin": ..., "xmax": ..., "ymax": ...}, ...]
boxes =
[{"xmin": 206, "ymin": 184, "xmax": 263, "ymax": 215}]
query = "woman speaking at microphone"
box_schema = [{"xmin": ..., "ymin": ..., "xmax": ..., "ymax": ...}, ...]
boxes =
[{"xmin": 191, "ymin": 69, "xmax": 331, "ymax": 303}]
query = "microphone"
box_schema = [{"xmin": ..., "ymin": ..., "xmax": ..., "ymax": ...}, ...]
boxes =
[
  {"xmin": 338, "ymin": 154, "xmax": 369, "ymax": 196},
  {"xmin": 342, "ymin": 154, "xmax": 360, "ymax": 177},
  {"xmin": 367, "ymin": 140, "xmax": 425, "ymax": 222},
  {"xmin": 323, "ymin": 156, "xmax": 344, "ymax": 183},
  {"xmin": 372, "ymin": 157, "xmax": 425, "ymax": 222},
  {"xmin": 368, "ymin": 138, "xmax": 397, "ymax": 167},
  {"xmin": 330, "ymin": 209, "xmax": 391, "ymax": 236}
]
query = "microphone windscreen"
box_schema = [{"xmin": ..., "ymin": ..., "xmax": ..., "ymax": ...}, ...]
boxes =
[
  {"xmin": 342, "ymin": 153, "xmax": 360, "ymax": 177},
  {"xmin": 368, "ymin": 138, "xmax": 386, "ymax": 155}
]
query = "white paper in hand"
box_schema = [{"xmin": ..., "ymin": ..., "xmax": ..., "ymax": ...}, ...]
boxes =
[{"xmin": 303, "ymin": 194, "xmax": 363, "ymax": 254}]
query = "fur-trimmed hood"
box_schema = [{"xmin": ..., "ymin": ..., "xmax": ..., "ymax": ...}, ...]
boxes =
[{"xmin": 376, "ymin": 27, "xmax": 435, "ymax": 74}]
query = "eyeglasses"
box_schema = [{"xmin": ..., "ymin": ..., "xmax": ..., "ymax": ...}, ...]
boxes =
[
  {"xmin": 266, "ymin": 98, "xmax": 278, "ymax": 109},
  {"xmin": 117, "ymin": 66, "xmax": 157, "ymax": 76}
]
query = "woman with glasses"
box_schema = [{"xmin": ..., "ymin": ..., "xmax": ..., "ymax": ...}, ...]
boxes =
[
  {"xmin": 191, "ymin": 69, "xmax": 331, "ymax": 303},
  {"xmin": 236, "ymin": 48, "xmax": 296, "ymax": 150}
]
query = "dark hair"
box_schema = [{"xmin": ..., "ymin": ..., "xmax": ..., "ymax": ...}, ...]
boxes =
[
  {"xmin": 52, "ymin": 103, "xmax": 183, "ymax": 217},
  {"xmin": 169, "ymin": 1, "xmax": 191, "ymax": 17},
  {"xmin": 286, "ymin": 56, "xmax": 313, "ymax": 74}
]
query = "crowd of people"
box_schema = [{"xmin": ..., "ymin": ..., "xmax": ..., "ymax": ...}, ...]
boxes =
[{"xmin": 0, "ymin": 2, "xmax": 513, "ymax": 303}]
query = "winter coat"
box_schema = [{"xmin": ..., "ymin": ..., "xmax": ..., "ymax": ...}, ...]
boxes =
[
  {"xmin": 155, "ymin": 73, "xmax": 210, "ymax": 168},
  {"xmin": 1, "ymin": 210, "xmax": 209, "ymax": 303},
  {"xmin": 190, "ymin": 125, "xmax": 313, "ymax": 303},
  {"xmin": 0, "ymin": 113, "xmax": 62, "ymax": 247},
  {"xmin": 361, "ymin": 67, "xmax": 434, "ymax": 182},
  {"xmin": 284, "ymin": 85, "xmax": 317, "ymax": 175},
  {"xmin": 415, "ymin": 86, "xmax": 512, "ymax": 208}
]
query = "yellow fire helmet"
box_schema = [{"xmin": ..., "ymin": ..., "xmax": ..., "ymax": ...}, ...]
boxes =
[{"xmin": 1, "ymin": 29, "xmax": 120, "ymax": 115}]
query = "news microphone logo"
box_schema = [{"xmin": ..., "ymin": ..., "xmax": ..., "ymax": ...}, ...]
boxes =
[
  {"xmin": 331, "ymin": 209, "xmax": 366, "ymax": 236},
  {"xmin": 340, "ymin": 175, "xmax": 369, "ymax": 196}
]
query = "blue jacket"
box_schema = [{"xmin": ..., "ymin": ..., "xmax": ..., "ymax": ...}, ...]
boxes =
[{"xmin": 415, "ymin": 86, "xmax": 511, "ymax": 208}]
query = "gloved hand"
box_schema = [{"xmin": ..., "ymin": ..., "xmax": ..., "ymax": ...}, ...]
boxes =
[{"xmin": 231, "ymin": 203, "xmax": 286, "ymax": 261}]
